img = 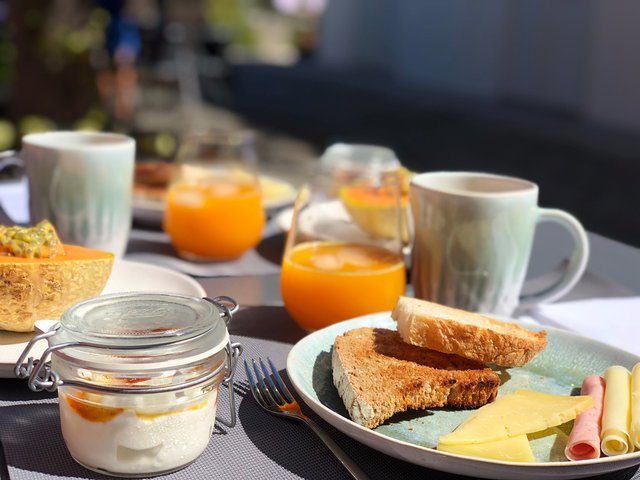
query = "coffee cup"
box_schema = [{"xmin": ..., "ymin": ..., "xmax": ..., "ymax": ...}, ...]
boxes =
[
  {"xmin": 409, "ymin": 171, "xmax": 589, "ymax": 316},
  {"xmin": 0, "ymin": 131, "xmax": 135, "ymax": 256}
]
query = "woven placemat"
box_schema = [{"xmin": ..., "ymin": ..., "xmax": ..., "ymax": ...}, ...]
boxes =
[{"xmin": 2, "ymin": 326, "xmax": 639, "ymax": 480}]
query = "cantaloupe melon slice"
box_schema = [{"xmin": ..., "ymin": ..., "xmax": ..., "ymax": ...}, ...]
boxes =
[
  {"xmin": 0, "ymin": 222, "xmax": 114, "ymax": 332},
  {"xmin": 340, "ymin": 185, "xmax": 409, "ymax": 242}
]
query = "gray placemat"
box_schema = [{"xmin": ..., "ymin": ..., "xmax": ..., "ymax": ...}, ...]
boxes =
[
  {"xmin": 124, "ymin": 219, "xmax": 284, "ymax": 278},
  {"xmin": 0, "ymin": 334, "xmax": 420, "ymax": 480},
  {"xmin": 2, "ymin": 333, "xmax": 639, "ymax": 480}
]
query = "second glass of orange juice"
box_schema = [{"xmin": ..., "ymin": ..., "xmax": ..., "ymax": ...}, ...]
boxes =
[
  {"xmin": 281, "ymin": 145, "xmax": 407, "ymax": 331},
  {"xmin": 163, "ymin": 131, "xmax": 265, "ymax": 260}
]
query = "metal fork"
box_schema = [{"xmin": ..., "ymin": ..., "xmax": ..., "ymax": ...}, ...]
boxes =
[{"xmin": 245, "ymin": 358, "xmax": 370, "ymax": 480}]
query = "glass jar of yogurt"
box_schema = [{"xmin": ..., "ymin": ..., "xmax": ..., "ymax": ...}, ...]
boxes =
[{"xmin": 15, "ymin": 293, "xmax": 242, "ymax": 478}]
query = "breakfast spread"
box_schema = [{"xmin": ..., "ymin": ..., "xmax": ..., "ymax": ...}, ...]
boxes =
[
  {"xmin": 0, "ymin": 220, "xmax": 114, "ymax": 332},
  {"xmin": 331, "ymin": 296, "xmax": 640, "ymax": 464},
  {"xmin": 2, "ymin": 169, "xmax": 636, "ymax": 475}
]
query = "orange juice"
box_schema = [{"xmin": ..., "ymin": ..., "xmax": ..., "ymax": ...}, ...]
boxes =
[
  {"xmin": 164, "ymin": 181, "xmax": 265, "ymax": 260},
  {"xmin": 281, "ymin": 241, "xmax": 406, "ymax": 330}
]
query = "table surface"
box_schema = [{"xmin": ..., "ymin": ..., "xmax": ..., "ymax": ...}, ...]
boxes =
[{"xmin": 1, "ymin": 215, "xmax": 639, "ymax": 480}]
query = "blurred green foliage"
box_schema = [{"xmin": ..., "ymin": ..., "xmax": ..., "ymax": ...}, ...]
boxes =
[{"xmin": 205, "ymin": 0, "xmax": 255, "ymax": 46}]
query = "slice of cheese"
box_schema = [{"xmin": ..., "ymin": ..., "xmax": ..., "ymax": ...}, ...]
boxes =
[
  {"xmin": 439, "ymin": 390, "xmax": 594, "ymax": 445},
  {"xmin": 631, "ymin": 363, "xmax": 640, "ymax": 450},
  {"xmin": 601, "ymin": 365, "xmax": 632, "ymax": 456},
  {"xmin": 438, "ymin": 434, "xmax": 535, "ymax": 462}
]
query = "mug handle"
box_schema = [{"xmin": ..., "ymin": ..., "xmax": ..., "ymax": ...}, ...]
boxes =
[
  {"xmin": 0, "ymin": 150, "xmax": 22, "ymax": 171},
  {"xmin": 0, "ymin": 150, "xmax": 24, "ymax": 225},
  {"xmin": 519, "ymin": 208, "xmax": 590, "ymax": 309}
]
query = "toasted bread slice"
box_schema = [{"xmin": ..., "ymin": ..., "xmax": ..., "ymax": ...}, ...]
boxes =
[
  {"xmin": 391, "ymin": 296, "xmax": 547, "ymax": 367},
  {"xmin": 332, "ymin": 327, "xmax": 499, "ymax": 429}
]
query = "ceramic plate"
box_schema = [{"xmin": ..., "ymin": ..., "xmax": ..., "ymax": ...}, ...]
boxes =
[
  {"xmin": 286, "ymin": 313, "xmax": 640, "ymax": 480},
  {"xmin": 274, "ymin": 200, "xmax": 370, "ymax": 240},
  {"xmin": 259, "ymin": 175, "xmax": 298, "ymax": 212},
  {"xmin": 132, "ymin": 175, "xmax": 297, "ymax": 224},
  {"xmin": 0, "ymin": 259, "xmax": 206, "ymax": 378}
]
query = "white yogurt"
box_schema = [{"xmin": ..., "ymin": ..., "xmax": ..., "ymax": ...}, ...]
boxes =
[{"xmin": 59, "ymin": 390, "xmax": 218, "ymax": 475}]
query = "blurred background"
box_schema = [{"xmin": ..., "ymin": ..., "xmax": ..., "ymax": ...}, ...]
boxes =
[{"xmin": 0, "ymin": 0, "xmax": 638, "ymax": 246}]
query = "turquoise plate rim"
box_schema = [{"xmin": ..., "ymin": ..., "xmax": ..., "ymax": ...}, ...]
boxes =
[{"xmin": 286, "ymin": 312, "xmax": 640, "ymax": 477}]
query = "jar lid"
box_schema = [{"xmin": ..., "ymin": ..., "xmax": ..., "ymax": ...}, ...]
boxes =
[
  {"xmin": 320, "ymin": 143, "xmax": 400, "ymax": 173},
  {"xmin": 49, "ymin": 293, "xmax": 229, "ymax": 371},
  {"xmin": 61, "ymin": 293, "xmax": 220, "ymax": 345}
]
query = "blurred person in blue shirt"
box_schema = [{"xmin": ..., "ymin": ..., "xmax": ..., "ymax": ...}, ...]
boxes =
[{"xmin": 96, "ymin": 0, "xmax": 141, "ymax": 127}]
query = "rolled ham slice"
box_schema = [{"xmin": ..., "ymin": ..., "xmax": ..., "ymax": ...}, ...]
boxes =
[{"xmin": 565, "ymin": 375, "xmax": 606, "ymax": 461}]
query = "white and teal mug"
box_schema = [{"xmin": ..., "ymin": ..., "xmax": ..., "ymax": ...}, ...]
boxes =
[
  {"xmin": 0, "ymin": 131, "xmax": 135, "ymax": 256},
  {"xmin": 409, "ymin": 171, "xmax": 589, "ymax": 316}
]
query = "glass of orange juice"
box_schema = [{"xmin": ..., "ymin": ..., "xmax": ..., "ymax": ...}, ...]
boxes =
[
  {"xmin": 163, "ymin": 131, "xmax": 265, "ymax": 260},
  {"xmin": 281, "ymin": 145, "xmax": 407, "ymax": 331}
]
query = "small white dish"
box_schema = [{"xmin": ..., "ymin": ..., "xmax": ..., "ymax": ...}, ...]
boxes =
[
  {"xmin": 273, "ymin": 207, "xmax": 294, "ymax": 232},
  {"xmin": 0, "ymin": 259, "xmax": 206, "ymax": 377},
  {"xmin": 274, "ymin": 201, "xmax": 368, "ymax": 241}
]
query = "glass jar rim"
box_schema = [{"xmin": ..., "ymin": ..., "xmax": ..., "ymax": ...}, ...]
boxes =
[
  {"xmin": 320, "ymin": 143, "xmax": 400, "ymax": 173},
  {"xmin": 49, "ymin": 293, "xmax": 229, "ymax": 372}
]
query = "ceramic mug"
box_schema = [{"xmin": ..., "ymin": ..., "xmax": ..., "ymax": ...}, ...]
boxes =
[
  {"xmin": 410, "ymin": 171, "xmax": 589, "ymax": 316},
  {"xmin": 0, "ymin": 131, "xmax": 135, "ymax": 256}
]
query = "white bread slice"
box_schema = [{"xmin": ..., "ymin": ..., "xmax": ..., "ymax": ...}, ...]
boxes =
[
  {"xmin": 332, "ymin": 327, "xmax": 500, "ymax": 429},
  {"xmin": 391, "ymin": 296, "xmax": 547, "ymax": 367}
]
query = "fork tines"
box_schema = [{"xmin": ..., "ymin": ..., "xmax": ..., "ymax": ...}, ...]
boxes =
[
  {"xmin": 244, "ymin": 359, "xmax": 370, "ymax": 480},
  {"xmin": 244, "ymin": 358, "xmax": 295, "ymax": 411}
]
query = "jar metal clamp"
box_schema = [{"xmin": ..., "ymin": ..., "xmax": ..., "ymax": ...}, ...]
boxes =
[{"xmin": 14, "ymin": 295, "xmax": 243, "ymax": 429}]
